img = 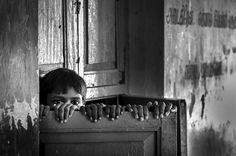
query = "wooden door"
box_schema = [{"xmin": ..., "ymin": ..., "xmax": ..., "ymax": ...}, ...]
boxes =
[
  {"xmin": 82, "ymin": 0, "xmax": 128, "ymax": 98},
  {"xmin": 40, "ymin": 96, "xmax": 187, "ymax": 156},
  {"xmin": 40, "ymin": 112, "xmax": 159, "ymax": 156}
]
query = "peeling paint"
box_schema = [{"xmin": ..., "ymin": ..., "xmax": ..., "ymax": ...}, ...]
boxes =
[
  {"xmin": 2, "ymin": 97, "xmax": 38, "ymax": 130},
  {"xmin": 200, "ymin": 94, "xmax": 205, "ymax": 119}
]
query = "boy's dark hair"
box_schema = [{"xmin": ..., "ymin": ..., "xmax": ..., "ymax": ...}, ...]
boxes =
[{"xmin": 40, "ymin": 68, "xmax": 87, "ymax": 105}]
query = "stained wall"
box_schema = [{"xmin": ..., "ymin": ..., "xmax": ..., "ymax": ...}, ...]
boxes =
[
  {"xmin": 0, "ymin": 0, "xmax": 39, "ymax": 155},
  {"xmin": 165, "ymin": 0, "xmax": 236, "ymax": 155}
]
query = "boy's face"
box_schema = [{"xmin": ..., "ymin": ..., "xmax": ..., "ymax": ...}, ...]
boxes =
[{"xmin": 47, "ymin": 87, "xmax": 84, "ymax": 107}]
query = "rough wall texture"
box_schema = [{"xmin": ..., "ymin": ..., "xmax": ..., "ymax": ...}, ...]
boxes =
[
  {"xmin": 0, "ymin": 0, "xmax": 39, "ymax": 155},
  {"xmin": 165, "ymin": 0, "xmax": 236, "ymax": 155}
]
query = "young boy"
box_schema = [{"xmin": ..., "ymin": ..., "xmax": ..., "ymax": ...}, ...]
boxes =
[
  {"xmin": 39, "ymin": 68, "xmax": 177, "ymax": 123},
  {"xmin": 39, "ymin": 68, "xmax": 123, "ymax": 123}
]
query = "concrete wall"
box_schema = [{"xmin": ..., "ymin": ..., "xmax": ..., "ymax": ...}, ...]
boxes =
[
  {"xmin": 165, "ymin": 0, "xmax": 236, "ymax": 155},
  {"xmin": 0, "ymin": 0, "xmax": 39, "ymax": 155}
]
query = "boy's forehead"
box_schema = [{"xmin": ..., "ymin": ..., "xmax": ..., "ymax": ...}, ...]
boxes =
[{"xmin": 51, "ymin": 87, "xmax": 82, "ymax": 97}]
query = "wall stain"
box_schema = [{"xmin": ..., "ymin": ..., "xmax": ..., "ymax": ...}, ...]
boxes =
[
  {"xmin": 200, "ymin": 94, "xmax": 205, "ymax": 119},
  {"xmin": 190, "ymin": 124, "xmax": 233, "ymax": 156},
  {"xmin": 189, "ymin": 93, "xmax": 196, "ymax": 118}
]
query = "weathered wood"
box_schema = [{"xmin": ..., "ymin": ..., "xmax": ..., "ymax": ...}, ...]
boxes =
[
  {"xmin": 178, "ymin": 100, "xmax": 187, "ymax": 156},
  {"xmin": 86, "ymin": 85, "xmax": 126, "ymax": 99},
  {"xmin": 84, "ymin": 69, "xmax": 123, "ymax": 87},
  {"xmin": 66, "ymin": 0, "xmax": 79, "ymax": 72},
  {"xmin": 40, "ymin": 112, "xmax": 161, "ymax": 156},
  {"xmin": 0, "ymin": 0, "xmax": 39, "ymax": 155},
  {"xmin": 86, "ymin": 0, "xmax": 116, "ymax": 65},
  {"xmin": 82, "ymin": 0, "xmax": 127, "ymax": 98},
  {"xmin": 38, "ymin": 0, "xmax": 63, "ymax": 65},
  {"xmin": 162, "ymin": 113, "xmax": 177, "ymax": 156}
]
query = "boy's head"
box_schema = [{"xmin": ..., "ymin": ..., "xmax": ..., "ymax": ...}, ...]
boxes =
[{"xmin": 40, "ymin": 68, "xmax": 87, "ymax": 106}]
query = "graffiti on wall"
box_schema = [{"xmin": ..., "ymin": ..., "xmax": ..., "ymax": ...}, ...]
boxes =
[{"xmin": 166, "ymin": 4, "xmax": 236, "ymax": 29}]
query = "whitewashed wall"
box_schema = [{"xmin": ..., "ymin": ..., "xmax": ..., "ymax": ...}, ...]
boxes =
[{"xmin": 165, "ymin": 0, "xmax": 236, "ymax": 155}]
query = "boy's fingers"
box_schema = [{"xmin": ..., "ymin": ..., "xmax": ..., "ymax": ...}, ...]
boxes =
[
  {"xmin": 147, "ymin": 102, "xmax": 153, "ymax": 110},
  {"xmin": 39, "ymin": 104, "xmax": 44, "ymax": 120},
  {"xmin": 64, "ymin": 104, "xmax": 72, "ymax": 123},
  {"xmin": 132, "ymin": 105, "xmax": 138, "ymax": 119},
  {"xmin": 86, "ymin": 105, "xmax": 92, "ymax": 121},
  {"xmin": 105, "ymin": 106, "xmax": 110, "ymax": 118},
  {"xmin": 110, "ymin": 105, "xmax": 116, "ymax": 120},
  {"xmin": 153, "ymin": 101, "xmax": 159, "ymax": 119},
  {"xmin": 42, "ymin": 105, "xmax": 50, "ymax": 119},
  {"xmin": 143, "ymin": 105, "xmax": 149, "ymax": 120},
  {"xmin": 115, "ymin": 105, "xmax": 121, "ymax": 119},
  {"xmin": 58, "ymin": 104, "xmax": 66, "ymax": 123},
  {"xmin": 54, "ymin": 104, "xmax": 61, "ymax": 122},
  {"xmin": 80, "ymin": 106, "xmax": 86, "ymax": 115},
  {"xmin": 126, "ymin": 104, "xmax": 132, "ymax": 112},
  {"xmin": 164, "ymin": 103, "xmax": 172, "ymax": 116},
  {"xmin": 137, "ymin": 105, "xmax": 144, "ymax": 121},
  {"xmin": 121, "ymin": 106, "xmax": 126, "ymax": 115},
  {"xmin": 170, "ymin": 105, "xmax": 178, "ymax": 113},
  {"xmin": 69, "ymin": 105, "xmax": 78, "ymax": 118},
  {"xmin": 96, "ymin": 103, "xmax": 103, "ymax": 120},
  {"xmin": 159, "ymin": 102, "xmax": 166, "ymax": 119},
  {"xmin": 90, "ymin": 104, "xmax": 98, "ymax": 122}
]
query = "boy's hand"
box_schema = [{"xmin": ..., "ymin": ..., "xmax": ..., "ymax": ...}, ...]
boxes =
[
  {"xmin": 39, "ymin": 104, "xmax": 50, "ymax": 121},
  {"xmin": 53, "ymin": 103, "xmax": 79, "ymax": 123},
  {"xmin": 152, "ymin": 101, "xmax": 177, "ymax": 119},
  {"xmin": 80, "ymin": 103, "xmax": 104, "ymax": 122},
  {"xmin": 126, "ymin": 104, "xmax": 149, "ymax": 121},
  {"xmin": 127, "ymin": 101, "xmax": 177, "ymax": 121},
  {"xmin": 104, "ymin": 104, "xmax": 125, "ymax": 121}
]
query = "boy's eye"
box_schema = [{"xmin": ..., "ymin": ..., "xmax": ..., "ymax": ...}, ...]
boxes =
[
  {"xmin": 71, "ymin": 100, "xmax": 80, "ymax": 105},
  {"xmin": 52, "ymin": 100, "xmax": 63, "ymax": 105}
]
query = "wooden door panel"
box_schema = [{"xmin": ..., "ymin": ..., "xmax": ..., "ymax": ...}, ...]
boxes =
[
  {"xmin": 41, "ymin": 132, "xmax": 156, "ymax": 156},
  {"xmin": 38, "ymin": 0, "xmax": 64, "ymax": 76},
  {"xmin": 86, "ymin": 0, "xmax": 116, "ymax": 65},
  {"xmin": 83, "ymin": 0, "xmax": 127, "ymax": 98},
  {"xmin": 38, "ymin": 0, "xmax": 63, "ymax": 66},
  {"xmin": 45, "ymin": 142, "xmax": 144, "ymax": 156},
  {"xmin": 40, "ymin": 96, "xmax": 187, "ymax": 156},
  {"xmin": 40, "ymin": 112, "xmax": 161, "ymax": 156}
]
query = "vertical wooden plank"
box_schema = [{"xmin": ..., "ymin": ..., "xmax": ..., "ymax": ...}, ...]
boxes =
[
  {"xmin": 162, "ymin": 113, "xmax": 177, "ymax": 156},
  {"xmin": 178, "ymin": 100, "xmax": 187, "ymax": 156},
  {"xmin": 117, "ymin": 0, "xmax": 128, "ymax": 72},
  {"xmin": 0, "ymin": 0, "xmax": 39, "ymax": 155},
  {"xmin": 78, "ymin": 0, "xmax": 85, "ymax": 76},
  {"xmin": 66, "ymin": 0, "xmax": 79, "ymax": 72},
  {"xmin": 87, "ymin": 0, "xmax": 116, "ymax": 64},
  {"xmin": 38, "ymin": 0, "xmax": 63, "ymax": 65}
]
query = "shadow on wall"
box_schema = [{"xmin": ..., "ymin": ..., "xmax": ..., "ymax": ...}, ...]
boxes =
[{"xmin": 189, "ymin": 123, "xmax": 234, "ymax": 156}]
